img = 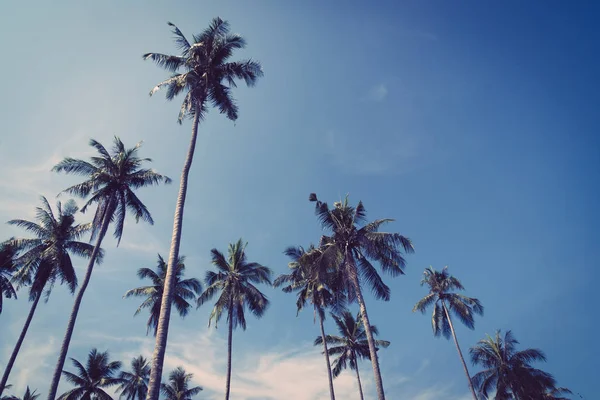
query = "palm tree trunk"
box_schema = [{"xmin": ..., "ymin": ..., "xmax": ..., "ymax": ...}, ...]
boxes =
[
  {"xmin": 318, "ymin": 309, "xmax": 336, "ymax": 400},
  {"xmin": 0, "ymin": 293, "xmax": 41, "ymax": 396},
  {"xmin": 225, "ymin": 306, "xmax": 233, "ymax": 400},
  {"xmin": 146, "ymin": 107, "xmax": 202, "ymax": 400},
  {"xmin": 46, "ymin": 198, "xmax": 115, "ymax": 400},
  {"xmin": 442, "ymin": 302, "xmax": 478, "ymax": 400},
  {"xmin": 346, "ymin": 250, "xmax": 386, "ymax": 400},
  {"xmin": 354, "ymin": 356, "xmax": 365, "ymax": 400}
]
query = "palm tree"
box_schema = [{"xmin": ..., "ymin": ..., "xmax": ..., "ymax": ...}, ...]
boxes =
[
  {"xmin": 413, "ymin": 266, "xmax": 483, "ymax": 400},
  {"xmin": 308, "ymin": 193, "xmax": 413, "ymax": 400},
  {"xmin": 160, "ymin": 367, "xmax": 202, "ymax": 400},
  {"xmin": 315, "ymin": 310, "xmax": 390, "ymax": 400},
  {"xmin": 47, "ymin": 137, "xmax": 170, "ymax": 400},
  {"xmin": 123, "ymin": 255, "xmax": 201, "ymax": 335},
  {"xmin": 0, "ymin": 198, "xmax": 96, "ymax": 397},
  {"xmin": 59, "ymin": 348, "xmax": 122, "ymax": 400},
  {"xmin": 470, "ymin": 330, "xmax": 558, "ymax": 399},
  {"xmin": 2, "ymin": 386, "xmax": 40, "ymax": 400},
  {"xmin": 197, "ymin": 239, "xmax": 272, "ymax": 400},
  {"xmin": 116, "ymin": 356, "xmax": 151, "ymax": 400},
  {"xmin": 0, "ymin": 240, "xmax": 17, "ymax": 315},
  {"xmin": 543, "ymin": 387, "xmax": 573, "ymax": 400},
  {"xmin": 143, "ymin": 18, "xmax": 263, "ymax": 399},
  {"xmin": 274, "ymin": 245, "xmax": 343, "ymax": 400}
]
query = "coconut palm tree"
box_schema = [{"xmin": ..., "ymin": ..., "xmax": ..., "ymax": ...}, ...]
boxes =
[
  {"xmin": 315, "ymin": 310, "xmax": 390, "ymax": 400},
  {"xmin": 2, "ymin": 386, "xmax": 40, "ymax": 400},
  {"xmin": 413, "ymin": 266, "xmax": 483, "ymax": 400},
  {"xmin": 47, "ymin": 137, "xmax": 170, "ymax": 400},
  {"xmin": 0, "ymin": 198, "xmax": 96, "ymax": 397},
  {"xmin": 58, "ymin": 348, "xmax": 122, "ymax": 400},
  {"xmin": 143, "ymin": 18, "xmax": 263, "ymax": 399},
  {"xmin": 470, "ymin": 330, "xmax": 558, "ymax": 400},
  {"xmin": 116, "ymin": 356, "xmax": 151, "ymax": 400},
  {"xmin": 274, "ymin": 245, "xmax": 343, "ymax": 400},
  {"xmin": 160, "ymin": 367, "xmax": 202, "ymax": 400},
  {"xmin": 124, "ymin": 255, "xmax": 201, "ymax": 335},
  {"xmin": 0, "ymin": 240, "xmax": 17, "ymax": 315},
  {"xmin": 308, "ymin": 193, "xmax": 413, "ymax": 400},
  {"xmin": 197, "ymin": 239, "xmax": 272, "ymax": 400},
  {"xmin": 543, "ymin": 387, "xmax": 573, "ymax": 400}
]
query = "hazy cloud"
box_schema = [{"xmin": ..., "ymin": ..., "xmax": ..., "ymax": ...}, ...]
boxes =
[{"xmin": 367, "ymin": 84, "xmax": 388, "ymax": 102}]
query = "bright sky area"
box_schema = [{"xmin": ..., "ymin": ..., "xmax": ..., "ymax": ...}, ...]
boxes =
[{"xmin": 0, "ymin": 1, "xmax": 598, "ymax": 399}]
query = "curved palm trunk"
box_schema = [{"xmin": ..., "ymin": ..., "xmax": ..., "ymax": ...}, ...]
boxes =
[
  {"xmin": 47, "ymin": 198, "xmax": 115, "ymax": 400},
  {"xmin": 225, "ymin": 306, "xmax": 233, "ymax": 400},
  {"xmin": 0, "ymin": 294, "xmax": 41, "ymax": 396},
  {"xmin": 354, "ymin": 355, "xmax": 365, "ymax": 400},
  {"xmin": 346, "ymin": 251, "xmax": 386, "ymax": 400},
  {"xmin": 146, "ymin": 109, "xmax": 202, "ymax": 400},
  {"xmin": 442, "ymin": 302, "xmax": 478, "ymax": 400},
  {"xmin": 318, "ymin": 310, "xmax": 336, "ymax": 400}
]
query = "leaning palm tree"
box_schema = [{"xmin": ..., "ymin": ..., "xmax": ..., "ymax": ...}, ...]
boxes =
[
  {"xmin": 123, "ymin": 254, "xmax": 201, "ymax": 335},
  {"xmin": 58, "ymin": 348, "xmax": 122, "ymax": 400},
  {"xmin": 308, "ymin": 193, "xmax": 414, "ymax": 400},
  {"xmin": 0, "ymin": 240, "xmax": 17, "ymax": 315},
  {"xmin": 116, "ymin": 356, "xmax": 151, "ymax": 400},
  {"xmin": 143, "ymin": 18, "xmax": 263, "ymax": 399},
  {"xmin": 47, "ymin": 137, "xmax": 170, "ymax": 400},
  {"xmin": 470, "ymin": 330, "xmax": 558, "ymax": 400},
  {"xmin": 315, "ymin": 310, "xmax": 390, "ymax": 400},
  {"xmin": 274, "ymin": 245, "xmax": 343, "ymax": 400},
  {"xmin": 160, "ymin": 367, "xmax": 202, "ymax": 400},
  {"xmin": 0, "ymin": 198, "xmax": 96, "ymax": 397},
  {"xmin": 197, "ymin": 239, "xmax": 272, "ymax": 400},
  {"xmin": 413, "ymin": 266, "xmax": 483, "ymax": 400}
]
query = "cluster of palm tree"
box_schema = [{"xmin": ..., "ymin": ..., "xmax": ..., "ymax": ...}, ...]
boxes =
[{"xmin": 0, "ymin": 15, "xmax": 576, "ymax": 400}]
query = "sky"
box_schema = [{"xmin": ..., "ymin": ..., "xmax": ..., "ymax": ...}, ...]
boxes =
[{"xmin": 0, "ymin": 1, "xmax": 598, "ymax": 399}]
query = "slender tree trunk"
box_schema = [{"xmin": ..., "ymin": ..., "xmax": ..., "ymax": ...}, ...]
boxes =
[
  {"xmin": 0, "ymin": 294, "xmax": 41, "ymax": 396},
  {"xmin": 47, "ymin": 198, "xmax": 115, "ymax": 400},
  {"xmin": 146, "ymin": 108, "xmax": 202, "ymax": 400},
  {"xmin": 318, "ymin": 310, "xmax": 336, "ymax": 400},
  {"xmin": 346, "ymin": 250, "xmax": 386, "ymax": 400},
  {"xmin": 354, "ymin": 355, "xmax": 365, "ymax": 400},
  {"xmin": 225, "ymin": 306, "xmax": 233, "ymax": 400},
  {"xmin": 442, "ymin": 302, "xmax": 478, "ymax": 400}
]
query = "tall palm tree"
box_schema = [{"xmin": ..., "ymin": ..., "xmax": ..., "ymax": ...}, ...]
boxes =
[
  {"xmin": 315, "ymin": 310, "xmax": 390, "ymax": 400},
  {"xmin": 413, "ymin": 266, "xmax": 483, "ymax": 400},
  {"xmin": 197, "ymin": 239, "xmax": 272, "ymax": 400},
  {"xmin": 160, "ymin": 367, "xmax": 202, "ymax": 400},
  {"xmin": 274, "ymin": 245, "xmax": 343, "ymax": 400},
  {"xmin": 123, "ymin": 255, "xmax": 201, "ymax": 335},
  {"xmin": 143, "ymin": 18, "xmax": 263, "ymax": 399},
  {"xmin": 2, "ymin": 386, "xmax": 40, "ymax": 400},
  {"xmin": 308, "ymin": 193, "xmax": 414, "ymax": 400},
  {"xmin": 0, "ymin": 240, "xmax": 17, "ymax": 315},
  {"xmin": 0, "ymin": 198, "xmax": 96, "ymax": 397},
  {"xmin": 47, "ymin": 137, "xmax": 170, "ymax": 400},
  {"xmin": 58, "ymin": 348, "xmax": 122, "ymax": 400},
  {"xmin": 470, "ymin": 330, "xmax": 558, "ymax": 400},
  {"xmin": 116, "ymin": 356, "xmax": 151, "ymax": 400}
]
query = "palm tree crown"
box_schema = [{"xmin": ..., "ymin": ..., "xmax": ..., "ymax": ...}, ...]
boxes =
[
  {"xmin": 52, "ymin": 137, "xmax": 171, "ymax": 243},
  {"xmin": 59, "ymin": 348, "xmax": 122, "ymax": 400},
  {"xmin": 413, "ymin": 266, "xmax": 483, "ymax": 338},
  {"xmin": 124, "ymin": 254, "xmax": 201, "ymax": 335},
  {"xmin": 2, "ymin": 386, "xmax": 40, "ymax": 400},
  {"xmin": 6, "ymin": 197, "xmax": 96, "ymax": 301},
  {"xmin": 116, "ymin": 356, "xmax": 151, "ymax": 400},
  {"xmin": 160, "ymin": 368, "xmax": 202, "ymax": 400},
  {"xmin": 470, "ymin": 330, "xmax": 558, "ymax": 399},
  {"xmin": 197, "ymin": 239, "xmax": 272, "ymax": 329},
  {"xmin": 315, "ymin": 310, "xmax": 390, "ymax": 377},
  {"xmin": 0, "ymin": 240, "xmax": 17, "ymax": 314},
  {"xmin": 144, "ymin": 17, "xmax": 263, "ymax": 123}
]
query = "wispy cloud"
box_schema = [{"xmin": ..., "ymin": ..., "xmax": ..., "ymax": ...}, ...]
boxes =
[{"xmin": 367, "ymin": 84, "xmax": 388, "ymax": 102}]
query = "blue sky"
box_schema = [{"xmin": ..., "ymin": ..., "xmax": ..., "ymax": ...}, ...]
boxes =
[{"xmin": 0, "ymin": 1, "xmax": 598, "ymax": 399}]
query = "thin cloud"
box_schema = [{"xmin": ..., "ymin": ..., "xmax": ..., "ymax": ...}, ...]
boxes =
[{"xmin": 367, "ymin": 84, "xmax": 388, "ymax": 102}]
